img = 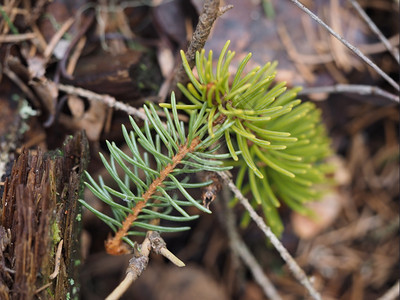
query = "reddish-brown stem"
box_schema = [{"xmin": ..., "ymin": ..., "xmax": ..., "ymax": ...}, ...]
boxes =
[{"xmin": 105, "ymin": 137, "xmax": 201, "ymax": 255}]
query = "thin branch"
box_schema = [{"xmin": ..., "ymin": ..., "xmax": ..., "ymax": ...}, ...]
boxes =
[
  {"xmin": 348, "ymin": 0, "xmax": 399, "ymax": 63},
  {"xmin": 43, "ymin": 17, "xmax": 75, "ymax": 59},
  {"xmin": 171, "ymin": 0, "xmax": 233, "ymax": 92},
  {"xmin": 288, "ymin": 0, "xmax": 400, "ymax": 92},
  {"xmin": 221, "ymin": 187, "xmax": 282, "ymax": 300},
  {"xmin": 377, "ymin": 281, "xmax": 400, "ymax": 300},
  {"xmin": 3, "ymin": 65, "xmax": 41, "ymax": 108},
  {"xmin": 147, "ymin": 231, "xmax": 185, "ymax": 267},
  {"xmin": 105, "ymin": 236, "xmax": 151, "ymax": 300},
  {"xmin": 217, "ymin": 171, "xmax": 322, "ymax": 300},
  {"xmin": 105, "ymin": 137, "xmax": 201, "ymax": 255},
  {"xmin": 281, "ymin": 34, "xmax": 399, "ymax": 65},
  {"xmin": 106, "ymin": 231, "xmax": 184, "ymax": 300},
  {"xmin": 57, "ymin": 83, "xmax": 147, "ymax": 121},
  {"xmin": 298, "ymin": 84, "xmax": 399, "ymax": 104},
  {"xmin": 0, "ymin": 32, "xmax": 36, "ymax": 42}
]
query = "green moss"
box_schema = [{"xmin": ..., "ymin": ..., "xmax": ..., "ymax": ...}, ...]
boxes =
[{"xmin": 51, "ymin": 221, "xmax": 61, "ymax": 244}]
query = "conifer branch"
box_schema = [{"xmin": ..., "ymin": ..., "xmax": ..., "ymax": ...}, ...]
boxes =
[{"xmin": 105, "ymin": 137, "xmax": 201, "ymax": 255}]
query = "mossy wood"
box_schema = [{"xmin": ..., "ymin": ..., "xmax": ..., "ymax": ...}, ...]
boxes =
[{"xmin": 0, "ymin": 132, "xmax": 89, "ymax": 299}]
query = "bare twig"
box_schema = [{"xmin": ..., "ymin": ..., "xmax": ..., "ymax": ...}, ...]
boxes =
[
  {"xmin": 217, "ymin": 171, "xmax": 322, "ymax": 300},
  {"xmin": 221, "ymin": 187, "xmax": 282, "ymax": 300},
  {"xmin": 57, "ymin": 83, "xmax": 147, "ymax": 120},
  {"xmin": 182, "ymin": 0, "xmax": 220, "ymax": 70},
  {"xmin": 282, "ymin": 34, "xmax": 399, "ymax": 65},
  {"xmin": 43, "ymin": 17, "xmax": 75, "ymax": 59},
  {"xmin": 171, "ymin": 0, "xmax": 233, "ymax": 93},
  {"xmin": 349, "ymin": 0, "xmax": 399, "ymax": 63},
  {"xmin": 105, "ymin": 237, "xmax": 151, "ymax": 300},
  {"xmin": 377, "ymin": 281, "xmax": 400, "ymax": 300},
  {"xmin": 288, "ymin": 0, "xmax": 400, "ymax": 92},
  {"xmin": 298, "ymin": 84, "xmax": 399, "ymax": 104},
  {"xmin": 106, "ymin": 231, "xmax": 184, "ymax": 300},
  {"xmin": 35, "ymin": 282, "xmax": 52, "ymax": 294},
  {"xmin": 3, "ymin": 65, "xmax": 41, "ymax": 108},
  {"xmin": 146, "ymin": 231, "xmax": 185, "ymax": 267},
  {"xmin": 0, "ymin": 32, "xmax": 36, "ymax": 43}
]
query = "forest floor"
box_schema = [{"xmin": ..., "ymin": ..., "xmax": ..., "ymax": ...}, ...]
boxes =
[{"xmin": 0, "ymin": 0, "xmax": 399, "ymax": 299}]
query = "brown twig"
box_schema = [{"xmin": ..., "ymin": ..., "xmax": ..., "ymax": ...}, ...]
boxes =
[
  {"xmin": 0, "ymin": 32, "xmax": 36, "ymax": 43},
  {"xmin": 170, "ymin": 0, "xmax": 233, "ymax": 94},
  {"xmin": 3, "ymin": 65, "xmax": 41, "ymax": 108},
  {"xmin": 106, "ymin": 231, "xmax": 184, "ymax": 300},
  {"xmin": 57, "ymin": 83, "xmax": 147, "ymax": 120},
  {"xmin": 43, "ymin": 17, "xmax": 75, "ymax": 59},
  {"xmin": 217, "ymin": 171, "xmax": 322, "ymax": 300},
  {"xmin": 105, "ymin": 137, "xmax": 201, "ymax": 255},
  {"xmin": 57, "ymin": 13, "xmax": 95, "ymax": 81}
]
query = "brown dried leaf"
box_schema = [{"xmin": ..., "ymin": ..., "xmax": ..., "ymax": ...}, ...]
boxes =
[
  {"xmin": 59, "ymin": 101, "xmax": 107, "ymax": 142},
  {"xmin": 291, "ymin": 192, "xmax": 342, "ymax": 239},
  {"xmin": 67, "ymin": 95, "xmax": 85, "ymax": 119}
]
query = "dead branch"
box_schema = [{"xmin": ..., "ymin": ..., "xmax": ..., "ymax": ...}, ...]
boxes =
[
  {"xmin": 221, "ymin": 187, "xmax": 282, "ymax": 300},
  {"xmin": 217, "ymin": 171, "xmax": 322, "ymax": 300},
  {"xmin": 377, "ymin": 281, "xmax": 400, "ymax": 300},
  {"xmin": 106, "ymin": 231, "xmax": 184, "ymax": 300},
  {"xmin": 170, "ymin": 0, "xmax": 233, "ymax": 94},
  {"xmin": 298, "ymin": 84, "xmax": 399, "ymax": 104},
  {"xmin": 57, "ymin": 83, "xmax": 147, "ymax": 120},
  {"xmin": 288, "ymin": 0, "xmax": 400, "ymax": 92},
  {"xmin": 349, "ymin": 0, "xmax": 399, "ymax": 63}
]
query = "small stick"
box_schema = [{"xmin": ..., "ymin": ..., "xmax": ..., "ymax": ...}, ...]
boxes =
[
  {"xmin": 66, "ymin": 36, "xmax": 86, "ymax": 75},
  {"xmin": 377, "ymin": 280, "xmax": 400, "ymax": 300},
  {"xmin": 0, "ymin": 32, "xmax": 36, "ymax": 43},
  {"xmin": 277, "ymin": 23, "xmax": 315, "ymax": 83},
  {"xmin": 171, "ymin": 0, "xmax": 233, "ymax": 93},
  {"xmin": 3, "ymin": 66, "xmax": 41, "ymax": 108},
  {"xmin": 159, "ymin": 247, "xmax": 185, "ymax": 267},
  {"xmin": 288, "ymin": 0, "xmax": 399, "ymax": 92},
  {"xmin": 43, "ymin": 18, "xmax": 75, "ymax": 59},
  {"xmin": 349, "ymin": 0, "xmax": 399, "ymax": 63},
  {"xmin": 57, "ymin": 83, "xmax": 147, "ymax": 121},
  {"xmin": 35, "ymin": 282, "xmax": 52, "ymax": 294},
  {"xmin": 221, "ymin": 187, "xmax": 282, "ymax": 300},
  {"xmin": 298, "ymin": 84, "xmax": 399, "ymax": 104},
  {"xmin": 49, "ymin": 239, "xmax": 63, "ymax": 280},
  {"xmin": 106, "ymin": 236, "xmax": 151, "ymax": 300},
  {"xmin": 147, "ymin": 231, "xmax": 185, "ymax": 267},
  {"xmin": 106, "ymin": 231, "xmax": 185, "ymax": 300},
  {"xmin": 217, "ymin": 171, "xmax": 322, "ymax": 300}
]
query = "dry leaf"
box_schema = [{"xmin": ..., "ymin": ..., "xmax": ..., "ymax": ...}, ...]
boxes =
[
  {"xmin": 291, "ymin": 192, "xmax": 342, "ymax": 239},
  {"xmin": 67, "ymin": 95, "xmax": 85, "ymax": 119}
]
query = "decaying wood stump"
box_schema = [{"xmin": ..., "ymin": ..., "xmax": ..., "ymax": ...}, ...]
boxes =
[{"xmin": 0, "ymin": 131, "xmax": 89, "ymax": 299}]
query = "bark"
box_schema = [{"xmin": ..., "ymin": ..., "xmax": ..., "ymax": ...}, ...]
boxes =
[{"xmin": 0, "ymin": 131, "xmax": 89, "ymax": 299}]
